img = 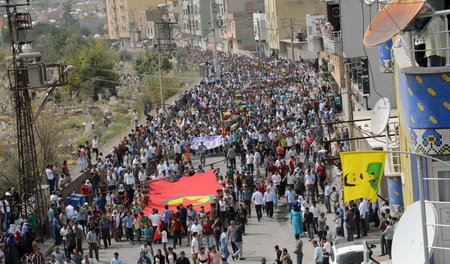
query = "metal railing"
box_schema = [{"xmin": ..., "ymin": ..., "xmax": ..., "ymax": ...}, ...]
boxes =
[
  {"xmin": 323, "ymin": 30, "xmax": 343, "ymax": 55},
  {"xmin": 408, "ymin": 9, "xmax": 450, "ymax": 67}
]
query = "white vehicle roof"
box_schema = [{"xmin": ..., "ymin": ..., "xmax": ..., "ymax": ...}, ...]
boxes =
[{"xmin": 334, "ymin": 244, "xmax": 365, "ymax": 255}]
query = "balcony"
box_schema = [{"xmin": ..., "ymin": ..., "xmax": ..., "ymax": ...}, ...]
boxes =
[
  {"xmin": 323, "ymin": 30, "xmax": 343, "ymax": 55},
  {"xmin": 393, "ymin": 9, "xmax": 450, "ymax": 71}
]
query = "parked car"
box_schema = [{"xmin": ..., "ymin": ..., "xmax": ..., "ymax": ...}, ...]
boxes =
[{"xmin": 328, "ymin": 240, "xmax": 379, "ymax": 264}]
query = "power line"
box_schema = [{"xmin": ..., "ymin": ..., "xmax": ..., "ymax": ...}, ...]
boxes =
[{"xmin": 86, "ymin": 66, "xmax": 202, "ymax": 80}]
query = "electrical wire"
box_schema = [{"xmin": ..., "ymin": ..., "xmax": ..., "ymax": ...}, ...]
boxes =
[
  {"xmin": 360, "ymin": 0, "xmax": 387, "ymax": 102},
  {"xmin": 87, "ymin": 77, "xmax": 195, "ymax": 91},
  {"xmin": 86, "ymin": 66, "xmax": 202, "ymax": 80}
]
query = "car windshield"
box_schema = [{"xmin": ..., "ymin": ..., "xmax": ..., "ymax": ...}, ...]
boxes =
[{"xmin": 336, "ymin": 251, "xmax": 364, "ymax": 264}]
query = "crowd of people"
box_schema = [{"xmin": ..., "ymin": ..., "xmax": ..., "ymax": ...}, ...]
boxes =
[{"xmin": 0, "ymin": 49, "xmax": 396, "ymax": 264}]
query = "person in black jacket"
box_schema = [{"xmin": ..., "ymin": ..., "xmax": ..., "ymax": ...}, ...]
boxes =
[
  {"xmin": 154, "ymin": 249, "xmax": 166, "ymax": 264},
  {"xmin": 175, "ymin": 251, "xmax": 190, "ymax": 264},
  {"xmin": 166, "ymin": 247, "xmax": 177, "ymax": 263}
]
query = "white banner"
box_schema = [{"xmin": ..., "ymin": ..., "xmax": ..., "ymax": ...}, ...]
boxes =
[{"xmin": 190, "ymin": 136, "xmax": 224, "ymax": 150}]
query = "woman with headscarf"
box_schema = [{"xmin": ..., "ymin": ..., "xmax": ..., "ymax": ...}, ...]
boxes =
[
  {"xmin": 111, "ymin": 210, "xmax": 123, "ymax": 242},
  {"xmin": 5, "ymin": 233, "xmax": 19, "ymax": 264},
  {"xmin": 290, "ymin": 204, "xmax": 303, "ymax": 238},
  {"xmin": 20, "ymin": 224, "xmax": 34, "ymax": 256}
]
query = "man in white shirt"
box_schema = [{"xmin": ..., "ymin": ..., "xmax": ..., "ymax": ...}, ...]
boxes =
[
  {"xmin": 263, "ymin": 189, "xmax": 274, "ymax": 218},
  {"xmin": 123, "ymin": 170, "xmax": 135, "ymax": 187},
  {"xmin": 174, "ymin": 141, "xmax": 182, "ymax": 163},
  {"xmin": 285, "ymin": 186, "xmax": 296, "ymax": 212},
  {"xmin": 310, "ymin": 201, "xmax": 321, "ymax": 234},
  {"xmin": 65, "ymin": 203, "xmax": 75, "ymax": 220},
  {"xmin": 191, "ymin": 232, "xmax": 200, "ymax": 263},
  {"xmin": 251, "ymin": 188, "xmax": 263, "ymax": 221},
  {"xmin": 46, "ymin": 165, "xmax": 56, "ymax": 193},
  {"xmin": 149, "ymin": 209, "xmax": 162, "ymax": 231},
  {"xmin": 81, "ymin": 253, "xmax": 97, "ymax": 264},
  {"xmin": 359, "ymin": 198, "xmax": 369, "ymax": 236},
  {"xmin": 92, "ymin": 136, "xmax": 99, "ymax": 160},
  {"xmin": 324, "ymin": 182, "xmax": 332, "ymax": 213},
  {"xmin": 304, "ymin": 171, "xmax": 315, "ymax": 203},
  {"xmin": 190, "ymin": 219, "xmax": 203, "ymax": 245},
  {"xmin": 0, "ymin": 198, "xmax": 10, "ymax": 230},
  {"xmin": 245, "ymin": 152, "xmax": 254, "ymax": 174},
  {"xmin": 253, "ymin": 150, "xmax": 261, "ymax": 176}
]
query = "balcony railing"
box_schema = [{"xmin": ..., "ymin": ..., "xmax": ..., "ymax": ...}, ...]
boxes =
[
  {"xmin": 323, "ymin": 30, "xmax": 343, "ymax": 55},
  {"xmin": 401, "ymin": 9, "xmax": 450, "ymax": 68}
]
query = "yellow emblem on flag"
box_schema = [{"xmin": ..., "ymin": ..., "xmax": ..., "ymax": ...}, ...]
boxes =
[{"xmin": 340, "ymin": 151, "xmax": 387, "ymax": 202}]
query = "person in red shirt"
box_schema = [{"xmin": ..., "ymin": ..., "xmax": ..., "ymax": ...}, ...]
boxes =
[
  {"xmin": 202, "ymin": 218, "xmax": 214, "ymax": 249},
  {"xmin": 316, "ymin": 161, "xmax": 327, "ymax": 192},
  {"xmin": 170, "ymin": 215, "xmax": 182, "ymax": 248},
  {"xmin": 276, "ymin": 144, "xmax": 285, "ymax": 159},
  {"xmin": 80, "ymin": 181, "xmax": 90, "ymax": 206},
  {"xmin": 266, "ymin": 161, "xmax": 277, "ymax": 178}
]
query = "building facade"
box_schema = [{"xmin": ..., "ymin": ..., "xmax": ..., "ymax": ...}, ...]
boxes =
[
  {"xmin": 104, "ymin": 0, "xmax": 164, "ymax": 46},
  {"xmin": 264, "ymin": 0, "xmax": 320, "ymax": 56}
]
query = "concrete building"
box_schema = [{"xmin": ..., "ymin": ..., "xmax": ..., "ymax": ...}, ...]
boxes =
[
  {"xmin": 167, "ymin": 0, "xmax": 181, "ymax": 23},
  {"xmin": 264, "ymin": 0, "xmax": 320, "ymax": 57},
  {"xmin": 139, "ymin": 6, "xmax": 169, "ymax": 46},
  {"xmin": 253, "ymin": 12, "xmax": 268, "ymax": 56},
  {"xmin": 317, "ymin": 0, "xmax": 396, "ymax": 113},
  {"xmin": 180, "ymin": 0, "xmax": 211, "ymax": 48},
  {"xmin": 219, "ymin": 12, "xmax": 257, "ymax": 53},
  {"xmin": 362, "ymin": 0, "xmax": 450, "ymax": 262},
  {"xmin": 104, "ymin": 0, "xmax": 164, "ymax": 46},
  {"xmin": 214, "ymin": 0, "xmax": 264, "ymax": 53}
]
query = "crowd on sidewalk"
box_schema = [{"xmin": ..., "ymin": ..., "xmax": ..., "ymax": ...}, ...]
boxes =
[{"xmin": 0, "ymin": 50, "xmax": 397, "ymax": 264}]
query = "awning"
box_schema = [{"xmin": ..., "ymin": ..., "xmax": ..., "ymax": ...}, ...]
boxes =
[{"xmin": 363, "ymin": 0, "xmax": 426, "ymax": 47}]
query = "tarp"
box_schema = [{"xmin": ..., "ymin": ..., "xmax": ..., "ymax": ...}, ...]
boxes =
[
  {"xmin": 190, "ymin": 135, "xmax": 224, "ymax": 150},
  {"xmin": 142, "ymin": 170, "xmax": 222, "ymax": 215}
]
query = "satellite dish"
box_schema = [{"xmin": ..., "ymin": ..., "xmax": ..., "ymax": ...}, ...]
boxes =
[
  {"xmin": 392, "ymin": 201, "xmax": 437, "ymax": 264},
  {"xmin": 370, "ymin": 98, "xmax": 390, "ymax": 135}
]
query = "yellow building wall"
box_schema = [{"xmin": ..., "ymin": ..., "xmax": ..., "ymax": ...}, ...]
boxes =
[{"xmin": 127, "ymin": 0, "xmax": 165, "ymax": 26}]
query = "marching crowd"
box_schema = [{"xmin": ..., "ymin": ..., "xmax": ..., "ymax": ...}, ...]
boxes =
[{"xmin": 0, "ymin": 50, "xmax": 395, "ymax": 264}]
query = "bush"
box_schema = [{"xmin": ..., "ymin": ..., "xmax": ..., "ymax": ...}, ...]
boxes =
[
  {"xmin": 114, "ymin": 107, "xmax": 129, "ymax": 115},
  {"xmin": 89, "ymin": 108, "xmax": 103, "ymax": 119},
  {"xmin": 61, "ymin": 117, "xmax": 82, "ymax": 130}
]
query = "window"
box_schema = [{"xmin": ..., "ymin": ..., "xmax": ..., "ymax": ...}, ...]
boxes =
[{"xmin": 438, "ymin": 171, "xmax": 450, "ymax": 202}]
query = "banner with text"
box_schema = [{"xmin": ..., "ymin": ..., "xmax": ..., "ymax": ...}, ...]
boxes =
[{"xmin": 190, "ymin": 135, "xmax": 224, "ymax": 150}]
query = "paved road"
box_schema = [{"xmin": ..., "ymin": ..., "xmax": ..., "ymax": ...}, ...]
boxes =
[{"xmin": 92, "ymin": 154, "xmax": 384, "ymax": 263}]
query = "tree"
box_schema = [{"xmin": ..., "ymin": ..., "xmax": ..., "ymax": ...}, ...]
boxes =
[
  {"xmin": 60, "ymin": 1, "xmax": 78, "ymax": 29},
  {"xmin": 66, "ymin": 38, "xmax": 120, "ymax": 100},
  {"xmin": 63, "ymin": 34, "xmax": 88, "ymax": 61},
  {"xmin": 134, "ymin": 52, "xmax": 173, "ymax": 75},
  {"xmin": 96, "ymin": 23, "xmax": 107, "ymax": 36}
]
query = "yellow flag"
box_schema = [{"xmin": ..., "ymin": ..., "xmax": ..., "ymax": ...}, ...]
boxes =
[{"xmin": 340, "ymin": 151, "xmax": 387, "ymax": 202}]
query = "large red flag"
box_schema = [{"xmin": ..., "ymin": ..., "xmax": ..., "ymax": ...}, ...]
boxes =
[{"xmin": 142, "ymin": 170, "xmax": 222, "ymax": 215}]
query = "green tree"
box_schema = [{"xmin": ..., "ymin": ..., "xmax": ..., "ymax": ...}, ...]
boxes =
[
  {"xmin": 61, "ymin": 1, "xmax": 78, "ymax": 29},
  {"xmin": 96, "ymin": 23, "xmax": 107, "ymax": 35},
  {"xmin": 134, "ymin": 52, "xmax": 172, "ymax": 75},
  {"xmin": 63, "ymin": 34, "xmax": 88, "ymax": 60},
  {"xmin": 118, "ymin": 49, "xmax": 133, "ymax": 62},
  {"xmin": 67, "ymin": 38, "xmax": 119, "ymax": 100}
]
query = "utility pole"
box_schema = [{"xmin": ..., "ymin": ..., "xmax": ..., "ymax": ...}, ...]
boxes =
[
  {"xmin": 155, "ymin": 19, "xmax": 176, "ymax": 112},
  {"xmin": 3, "ymin": 0, "xmax": 69, "ymax": 237},
  {"xmin": 209, "ymin": 0, "xmax": 219, "ymax": 76},
  {"xmin": 289, "ymin": 18, "xmax": 295, "ymax": 61},
  {"xmin": 158, "ymin": 51, "xmax": 164, "ymax": 111},
  {"xmin": 256, "ymin": 18, "xmax": 263, "ymax": 58},
  {"xmin": 344, "ymin": 63, "xmax": 354, "ymax": 150}
]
